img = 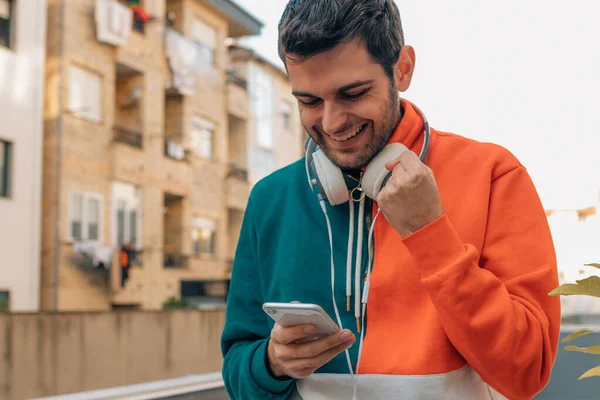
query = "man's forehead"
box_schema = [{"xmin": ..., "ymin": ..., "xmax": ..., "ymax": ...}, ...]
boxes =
[{"xmin": 286, "ymin": 40, "xmax": 381, "ymax": 96}]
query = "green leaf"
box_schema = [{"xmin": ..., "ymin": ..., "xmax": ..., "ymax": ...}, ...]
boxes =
[
  {"xmin": 549, "ymin": 276, "xmax": 600, "ymax": 298},
  {"xmin": 563, "ymin": 329, "xmax": 600, "ymax": 343},
  {"xmin": 584, "ymin": 263, "xmax": 600, "ymax": 270},
  {"xmin": 579, "ymin": 365, "xmax": 600, "ymax": 380},
  {"xmin": 564, "ymin": 345, "xmax": 600, "ymax": 355}
]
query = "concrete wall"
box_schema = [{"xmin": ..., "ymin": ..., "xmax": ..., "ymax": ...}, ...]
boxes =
[
  {"xmin": 0, "ymin": 310, "xmax": 226, "ymax": 400},
  {"xmin": 0, "ymin": 0, "xmax": 47, "ymax": 312}
]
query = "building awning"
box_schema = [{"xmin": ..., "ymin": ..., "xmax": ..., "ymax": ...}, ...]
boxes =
[{"xmin": 196, "ymin": 0, "xmax": 263, "ymax": 38}]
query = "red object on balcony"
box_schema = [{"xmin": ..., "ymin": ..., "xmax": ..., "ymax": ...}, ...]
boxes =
[{"xmin": 130, "ymin": 6, "xmax": 153, "ymax": 22}]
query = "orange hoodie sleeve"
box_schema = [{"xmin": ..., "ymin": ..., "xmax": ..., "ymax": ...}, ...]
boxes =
[{"xmin": 402, "ymin": 165, "xmax": 561, "ymax": 400}]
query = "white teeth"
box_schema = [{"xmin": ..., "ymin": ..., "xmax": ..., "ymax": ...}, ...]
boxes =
[{"xmin": 330, "ymin": 124, "xmax": 366, "ymax": 142}]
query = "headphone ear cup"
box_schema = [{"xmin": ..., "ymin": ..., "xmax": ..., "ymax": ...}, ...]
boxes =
[
  {"xmin": 312, "ymin": 150, "xmax": 349, "ymax": 205},
  {"xmin": 362, "ymin": 143, "xmax": 409, "ymax": 199}
]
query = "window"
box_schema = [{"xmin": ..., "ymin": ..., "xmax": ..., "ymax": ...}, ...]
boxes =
[
  {"xmin": 112, "ymin": 182, "xmax": 142, "ymax": 249},
  {"xmin": 0, "ymin": 0, "xmax": 14, "ymax": 49},
  {"xmin": 69, "ymin": 66, "xmax": 102, "ymax": 123},
  {"xmin": 191, "ymin": 217, "xmax": 216, "ymax": 257},
  {"xmin": 0, "ymin": 291, "xmax": 8, "ymax": 312},
  {"xmin": 191, "ymin": 18, "xmax": 216, "ymax": 66},
  {"xmin": 68, "ymin": 191, "xmax": 103, "ymax": 242},
  {"xmin": 0, "ymin": 140, "xmax": 11, "ymax": 198},
  {"xmin": 249, "ymin": 66, "xmax": 274, "ymax": 149},
  {"xmin": 190, "ymin": 117, "xmax": 214, "ymax": 159},
  {"xmin": 281, "ymin": 100, "xmax": 293, "ymax": 131}
]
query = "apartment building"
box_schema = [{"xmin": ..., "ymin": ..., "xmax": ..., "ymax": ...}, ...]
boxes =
[
  {"xmin": 41, "ymin": 0, "xmax": 263, "ymax": 311},
  {"xmin": 0, "ymin": 0, "xmax": 47, "ymax": 312},
  {"xmin": 228, "ymin": 45, "xmax": 305, "ymax": 185}
]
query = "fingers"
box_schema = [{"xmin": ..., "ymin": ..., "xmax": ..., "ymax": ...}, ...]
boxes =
[
  {"xmin": 280, "ymin": 329, "xmax": 355, "ymax": 360},
  {"xmin": 285, "ymin": 340, "xmax": 354, "ymax": 374},
  {"xmin": 270, "ymin": 329, "xmax": 356, "ymax": 379},
  {"xmin": 272, "ymin": 323, "xmax": 318, "ymax": 345}
]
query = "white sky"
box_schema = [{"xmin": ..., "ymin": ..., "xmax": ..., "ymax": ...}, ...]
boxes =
[{"xmin": 235, "ymin": 0, "xmax": 600, "ymax": 211}]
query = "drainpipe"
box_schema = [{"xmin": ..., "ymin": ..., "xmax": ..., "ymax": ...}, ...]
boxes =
[{"xmin": 53, "ymin": 0, "xmax": 66, "ymax": 311}]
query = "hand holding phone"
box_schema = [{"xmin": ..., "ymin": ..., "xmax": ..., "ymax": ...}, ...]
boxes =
[{"xmin": 263, "ymin": 302, "xmax": 356, "ymax": 379}]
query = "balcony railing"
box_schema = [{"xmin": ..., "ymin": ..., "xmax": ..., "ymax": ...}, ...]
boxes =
[
  {"xmin": 227, "ymin": 164, "xmax": 248, "ymax": 181},
  {"xmin": 113, "ymin": 126, "xmax": 143, "ymax": 149},
  {"xmin": 164, "ymin": 253, "xmax": 189, "ymax": 269},
  {"xmin": 227, "ymin": 70, "xmax": 248, "ymax": 91}
]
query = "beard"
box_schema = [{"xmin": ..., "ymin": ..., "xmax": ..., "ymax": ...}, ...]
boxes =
[{"xmin": 305, "ymin": 80, "xmax": 401, "ymax": 169}]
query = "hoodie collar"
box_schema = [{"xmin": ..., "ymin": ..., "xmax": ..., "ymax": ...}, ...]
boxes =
[{"xmin": 388, "ymin": 98, "xmax": 426, "ymax": 154}]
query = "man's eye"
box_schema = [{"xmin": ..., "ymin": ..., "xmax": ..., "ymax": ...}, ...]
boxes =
[
  {"xmin": 342, "ymin": 89, "xmax": 369, "ymax": 100},
  {"xmin": 299, "ymin": 98, "xmax": 322, "ymax": 107}
]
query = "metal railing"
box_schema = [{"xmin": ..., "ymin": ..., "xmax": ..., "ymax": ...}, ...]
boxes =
[
  {"xmin": 32, "ymin": 373, "xmax": 225, "ymax": 400},
  {"xmin": 113, "ymin": 125, "xmax": 143, "ymax": 149},
  {"xmin": 164, "ymin": 253, "xmax": 189, "ymax": 269},
  {"xmin": 227, "ymin": 70, "xmax": 248, "ymax": 91},
  {"xmin": 227, "ymin": 164, "xmax": 249, "ymax": 181}
]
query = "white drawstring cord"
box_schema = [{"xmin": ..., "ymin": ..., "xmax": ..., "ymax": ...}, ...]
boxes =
[
  {"xmin": 319, "ymin": 199, "xmax": 380, "ymax": 400},
  {"xmin": 319, "ymin": 199, "xmax": 357, "ymax": 397},
  {"xmin": 346, "ymin": 195, "xmax": 354, "ymax": 312},
  {"xmin": 354, "ymin": 197, "xmax": 365, "ymax": 332},
  {"xmin": 355, "ymin": 208, "xmax": 381, "ymax": 377}
]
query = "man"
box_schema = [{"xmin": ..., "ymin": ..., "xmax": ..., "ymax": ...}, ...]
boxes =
[{"xmin": 221, "ymin": 1, "xmax": 561, "ymax": 399}]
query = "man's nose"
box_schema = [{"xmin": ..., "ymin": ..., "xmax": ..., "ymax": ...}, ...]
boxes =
[{"xmin": 321, "ymin": 102, "xmax": 348, "ymax": 135}]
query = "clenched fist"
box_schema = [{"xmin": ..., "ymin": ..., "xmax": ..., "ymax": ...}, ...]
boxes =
[
  {"xmin": 267, "ymin": 323, "xmax": 356, "ymax": 379},
  {"xmin": 376, "ymin": 150, "xmax": 444, "ymax": 237}
]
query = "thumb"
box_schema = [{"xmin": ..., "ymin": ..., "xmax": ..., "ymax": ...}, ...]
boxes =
[{"xmin": 385, "ymin": 157, "xmax": 402, "ymax": 171}]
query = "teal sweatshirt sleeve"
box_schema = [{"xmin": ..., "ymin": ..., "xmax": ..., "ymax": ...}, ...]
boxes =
[{"xmin": 221, "ymin": 196, "xmax": 296, "ymax": 399}]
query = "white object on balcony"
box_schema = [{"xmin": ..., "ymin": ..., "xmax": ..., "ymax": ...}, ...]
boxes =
[
  {"xmin": 165, "ymin": 28, "xmax": 214, "ymax": 95},
  {"xmin": 95, "ymin": 0, "xmax": 133, "ymax": 47},
  {"xmin": 73, "ymin": 242, "xmax": 113, "ymax": 269},
  {"xmin": 166, "ymin": 140, "xmax": 185, "ymax": 160}
]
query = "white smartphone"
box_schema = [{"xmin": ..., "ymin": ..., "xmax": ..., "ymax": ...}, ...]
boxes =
[{"xmin": 263, "ymin": 302, "xmax": 340, "ymax": 343}]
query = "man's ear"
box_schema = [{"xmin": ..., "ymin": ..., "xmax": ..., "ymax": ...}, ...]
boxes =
[{"xmin": 394, "ymin": 45, "xmax": 416, "ymax": 92}]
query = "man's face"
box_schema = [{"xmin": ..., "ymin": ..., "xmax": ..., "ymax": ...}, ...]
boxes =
[{"xmin": 287, "ymin": 39, "xmax": 401, "ymax": 169}]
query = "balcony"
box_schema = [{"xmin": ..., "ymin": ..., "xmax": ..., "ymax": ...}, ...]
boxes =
[
  {"xmin": 227, "ymin": 70, "xmax": 250, "ymax": 120},
  {"xmin": 225, "ymin": 164, "xmax": 250, "ymax": 210},
  {"xmin": 113, "ymin": 125, "xmax": 143, "ymax": 148}
]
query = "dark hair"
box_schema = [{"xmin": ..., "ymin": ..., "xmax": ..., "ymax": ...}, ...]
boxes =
[{"xmin": 278, "ymin": 0, "xmax": 405, "ymax": 79}]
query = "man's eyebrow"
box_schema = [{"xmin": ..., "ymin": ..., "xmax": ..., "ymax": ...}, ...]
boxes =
[{"xmin": 292, "ymin": 80, "xmax": 375, "ymax": 98}]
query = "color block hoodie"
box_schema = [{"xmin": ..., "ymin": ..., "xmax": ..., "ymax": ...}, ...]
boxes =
[{"xmin": 221, "ymin": 99, "xmax": 561, "ymax": 400}]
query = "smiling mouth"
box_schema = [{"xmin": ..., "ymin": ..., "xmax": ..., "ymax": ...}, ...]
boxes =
[{"xmin": 327, "ymin": 123, "xmax": 368, "ymax": 142}]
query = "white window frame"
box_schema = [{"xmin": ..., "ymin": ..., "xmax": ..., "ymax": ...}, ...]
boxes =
[
  {"xmin": 111, "ymin": 182, "xmax": 143, "ymax": 250},
  {"xmin": 190, "ymin": 17, "xmax": 217, "ymax": 67},
  {"xmin": 67, "ymin": 191, "xmax": 104, "ymax": 243},
  {"xmin": 68, "ymin": 65, "xmax": 102, "ymax": 123},
  {"xmin": 249, "ymin": 66, "xmax": 274, "ymax": 150},
  {"xmin": 191, "ymin": 216, "xmax": 217, "ymax": 258},
  {"xmin": 281, "ymin": 100, "xmax": 293, "ymax": 132},
  {"xmin": 190, "ymin": 117, "xmax": 214, "ymax": 159}
]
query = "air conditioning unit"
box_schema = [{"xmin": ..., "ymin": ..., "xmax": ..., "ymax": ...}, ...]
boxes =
[{"xmin": 166, "ymin": 140, "xmax": 185, "ymax": 160}]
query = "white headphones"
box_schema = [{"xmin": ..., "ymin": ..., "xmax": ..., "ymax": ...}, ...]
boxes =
[{"xmin": 304, "ymin": 100, "xmax": 431, "ymax": 204}]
